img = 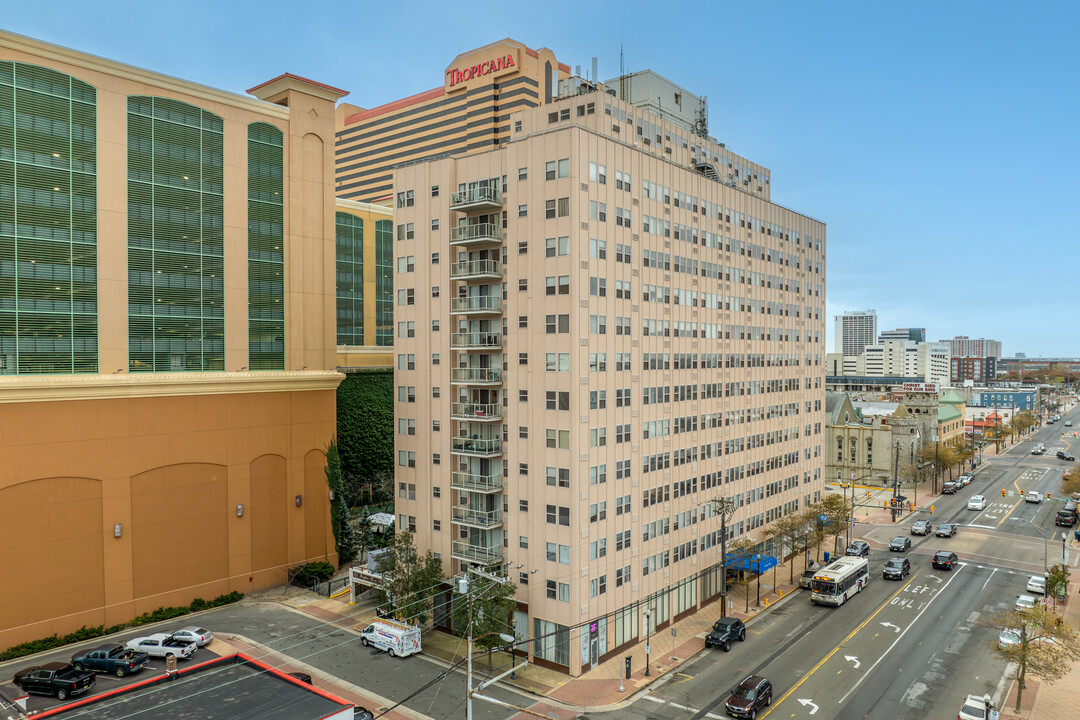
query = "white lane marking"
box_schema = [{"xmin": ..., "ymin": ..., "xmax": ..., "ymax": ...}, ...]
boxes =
[
  {"xmin": 706, "ymin": 713, "xmax": 724, "ymax": 719},
  {"xmin": 839, "ymin": 562, "xmax": 969, "ymax": 704},
  {"xmin": 643, "ymin": 695, "xmax": 665, "ymax": 704},
  {"xmin": 844, "ymin": 655, "xmax": 861, "ymax": 669},
  {"xmin": 798, "ymin": 698, "xmax": 820, "ymax": 714},
  {"xmin": 967, "ymin": 524, "xmax": 997, "ymax": 529},
  {"xmin": 668, "ymin": 702, "xmax": 690, "ymax": 710}
]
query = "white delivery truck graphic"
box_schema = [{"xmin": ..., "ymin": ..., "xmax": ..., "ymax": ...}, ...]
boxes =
[{"xmin": 359, "ymin": 619, "xmax": 422, "ymax": 657}]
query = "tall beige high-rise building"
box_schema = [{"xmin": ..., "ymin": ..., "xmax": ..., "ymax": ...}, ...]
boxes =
[{"xmin": 374, "ymin": 43, "xmax": 826, "ymax": 676}]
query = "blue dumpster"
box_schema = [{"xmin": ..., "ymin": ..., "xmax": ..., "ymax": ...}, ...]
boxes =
[
  {"xmin": 1074, "ymin": 530, "xmax": 1079, "ymax": 541},
  {"xmin": 823, "ymin": 551, "xmax": 831, "ymax": 564}
]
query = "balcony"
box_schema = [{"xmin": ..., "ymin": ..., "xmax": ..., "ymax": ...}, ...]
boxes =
[
  {"xmin": 450, "ymin": 438, "xmax": 503, "ymax": 458},
  {"xmin": 450, "ymin": 332, "xmax": 502, "ymax": 350},
  {"xmin": 449, "ymin": 222, "xmax": 501, "ymax": 248},
  {"xmin": 450, "ymin": 187, "xmax": 502, "ymax": 212},
  {"xmin": 450, "ymin": 259, "xmax": 502, "ymax": 280},
  {"xmin": 450, "ymin": 296, "xmax": 502, "ymax": 316},
  {"xmin": 451, "ymin": 402, "xmax": 501, "ymax": 421},
  {"xmin": 450, "ymin": 470, "xmax": 503, "ymax": 492},
  {"xmin": 451, "ymin": 507, "xmax": 503, "ymax": 529},
  {"xmin": 451, "ymin": 367, "xmax": 502, "ymax": 386},
  {"xmin": 451, "ymin": 540, "xmax": 503, "ymax": 565}
]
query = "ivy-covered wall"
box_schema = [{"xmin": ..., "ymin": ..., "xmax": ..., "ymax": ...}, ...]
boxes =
[{"xmin": 337, "ymin": 369, "xmax": 394, "ymax": 486}]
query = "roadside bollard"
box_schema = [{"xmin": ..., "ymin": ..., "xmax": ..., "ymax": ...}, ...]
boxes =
[{"xmin": 764, "ymin": 598, "xmax": 770, "ymax": 607}]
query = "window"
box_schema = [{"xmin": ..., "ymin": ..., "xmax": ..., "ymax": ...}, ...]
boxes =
[
  {"xmin": 519, "ymin": 463, "xmax": 529, "ymax": 476},
  {"xmin": 518, "ymin": 278, "xmax": 528, "ymax": 291},
  {"xmin": 431, "ymin": 286, "xmax": 439, "ymax": 298},
  {"xmin": 589, "ymin": 277, "xmax": 607, "ymax": 297},
  {"xmin": 396, "ymin": 255, "xmax": 415, "ymax": 272},
  {"xmin": 431, "ymin": 319, "xmax": 440, "ymax": 332},
  {"xmin": 519, "ymin": 352, "xmax": 528, "ymax": 366},
  {"xmin": 396, "ymin": 223, "xmax": 415, "ymax": 241},
  {"xmin": 431, "ymin": 185, "xmax": 439, "ymax": 197},
  {"xmin": 545, "ymin": 158, "xmax": 569, "ymax": 180},
  {"xmin": 545, "ymin": 391, "xmax": 570, "ymax": 410},
  {"xmin": 396, "ymin": 190, "xmax": 414, "ymax": 208},
  {"xmin": 589, "ymin": 538, "xmax": 607, "ymax": 559},
  {"xmin": 545, "ymin": 314, "xmax": 570, "ymax": 334},
  {"xmin": 545, "ymin": 236, "xmax": 570, "ymax": 257},
  {"xmin": 519, "ymin": 499, "xmax": 529, "ymax": 512},
  {"xmin": 589, "ymin": 575, "xmax": 607, "ymax": 597},
  {"xmin": 397, "ymin": 482, "xmax": 416, "ymax": 499},
  {"xmin": 590, "ymin": 501, "xmax": 607, "ymax": 522},
  {"xmin": 519, "ymin": 426, "xmax": 529, "ymax": 439},
  {"xmin": 432, "ymin": 386, "xmax": 440, "ymax": 398},
  {"xmin": 589, "ymin": 162, "xmax": 607, "ymax": 184},
  {"xmin": 545, "ymin": 197, "xmax": 570, "ymax": 219},
  {"xmin": 433, "ymin": 519, "xmax": 441, "ymax": 531},
  {"xmin": 518, "ymin": 315, "xmax": 528, "ymax": 328},
  {"xmin": 518, "ymin": 167, "xmax": 528, "ymax": 180},
  {"xmin": 518, "ymin": 240, "xmax": 528, "ymax": 255},
  {"xmin": 518, "ymin": 203, "xmax": 528, "ymax": 217},
  {"xmin": 433, "ymin": 486, "xmax": 441, "ymax": 498},
  {"xmin": 432, "ymin": 353, "xmax": 440, "ymax": 365},
  {"xmin": 545, "ymin": 275, "xmax": 570, "ymax": 295},
  {"xmin": 589, "ymin": 201, "xmax": 606, "ymax": 222},
  {"xmin": 519, "ymin": 389, "xmax": 528, "ymax": 402},
  {"xmin": 589, "ymin": 238, "xmax": 607, "ymax": 259},
  {"xmin": 430, "ymin": 218, "xmax": 440, "ymax": 231},
  {"xmin": 590, "ymin": 427, "xmax": 607, "ymax": 447},
  {"xmin": 519, "ymin": 535, "xmax": 529, "ymax": 548},
  {"xmin": 431, "ymin": 252, "xmax": 440, "ymax": 264}
]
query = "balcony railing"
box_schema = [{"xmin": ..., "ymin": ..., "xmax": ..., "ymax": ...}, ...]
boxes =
[
  {"xmin": 450, "ymin": 470, "xmax": 503, "ymax": 492},
  {"xmin": 451, "ymin": 367, "xmax": 502, "ymax": 385},
  {"xmin": 449, "ymin": 223, "xmax": 501, "ymax": 247},
  {"xmin": 450, "ymin": 332, "xmax": 502, "ymax": 350},
  {"xmin": 450, "ymin": 259, "xmax": 502, "ymax": 280},
  {"xmin": 451, "ymin": 541, "xmax": 503, "ymax": 564},
  {"xmin": 450, "ymin": 296, "xmax": 502, "ymax": 315},
  {"xmin": 450, "ymin": 438, "xmax": 503, "ymax": 458},
  {"xmin": 450, "ymin": 187, "xmax": 502, "ymax": 212},
  {"xmin": 451, "ymin": 402, "xmax": 501, "ymax": 421},
  {"xmin": 451, "ymin": 507, "xmax": 503, "ymax": 528}
]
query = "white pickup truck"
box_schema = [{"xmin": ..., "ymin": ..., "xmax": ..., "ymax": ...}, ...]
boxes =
[{"xmin": 126, "ymin": 633, "xmax": 197, "ymax": 660}]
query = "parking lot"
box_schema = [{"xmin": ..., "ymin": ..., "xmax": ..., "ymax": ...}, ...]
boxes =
[{"xmin": 0, "ymin": 628, "xmax": 221, "ymax": 713}]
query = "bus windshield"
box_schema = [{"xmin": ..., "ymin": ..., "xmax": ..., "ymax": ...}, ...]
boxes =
[{"xmin": 811, "ymin": 579, "xmax": 840, "ymax": 595}]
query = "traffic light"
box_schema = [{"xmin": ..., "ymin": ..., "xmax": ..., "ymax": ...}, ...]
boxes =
[
  {"xmin": 1048, "ymin": 492, "xmax": 1052, "ymax": 501},
  {"xmin": 1002, "ymin": 488, "xmax": 1007, "ymax": 497}
]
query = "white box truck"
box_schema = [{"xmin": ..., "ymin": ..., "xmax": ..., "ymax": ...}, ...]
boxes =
[{"xmin": 359, "ymin": 619, "xmax": 421, "ymax": 657}]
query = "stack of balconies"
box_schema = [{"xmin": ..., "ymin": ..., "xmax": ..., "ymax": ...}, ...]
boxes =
[{"xmin": 448, "ymin": 184, "xmax": 505, "ymax": 566}]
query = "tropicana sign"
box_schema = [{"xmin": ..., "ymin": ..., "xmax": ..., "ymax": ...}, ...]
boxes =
[{"xmin": 446, "ymin": 53, "xmax": 516, "ymax": 88}]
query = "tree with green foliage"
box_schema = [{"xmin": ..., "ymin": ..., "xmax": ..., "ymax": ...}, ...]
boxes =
[
  {"xmin": 450, "ymin": 568, "xmax": 518, "ymax": 663},
  {"xmin": 325, "ymin": 440, "xmax": 357, "ymax": 564},
  {"xmin": 375, "ymin": 531, "xmax": 443, "ymax": 625}
]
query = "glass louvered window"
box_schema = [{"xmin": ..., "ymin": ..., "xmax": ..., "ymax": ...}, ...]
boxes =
[
  {"xmin": 247, "ymin": 122, "xmax": 284, "ymax": 370},
  {"xmin": 336, "ymin": 212, "xmax": 364, "ymax": 345},
  {"xmin": 0, "ymin": 61, "xmax": 98, "ymax": 374},
  {"xmin": 127, "ymin": 96, "xmax": 224, "ymax": 372},
  {"xmin": 374, "ymin": 219, "xmax": 393, "ymax": 346}
]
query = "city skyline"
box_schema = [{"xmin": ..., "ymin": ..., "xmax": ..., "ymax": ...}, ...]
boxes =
[{"xmin": 3, "ymin": 1, "xmax": 1076, "ymax": 356}]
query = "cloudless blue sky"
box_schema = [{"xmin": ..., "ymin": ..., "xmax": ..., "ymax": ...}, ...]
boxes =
[{"xmin": 5, "ymin": 1, "xmax": 1077, "ymax": 356}]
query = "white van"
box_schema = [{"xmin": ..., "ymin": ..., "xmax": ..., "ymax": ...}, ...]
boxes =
[{"xmin": 359, "ymin": 619, "xmax": 422, "ymax": 657}]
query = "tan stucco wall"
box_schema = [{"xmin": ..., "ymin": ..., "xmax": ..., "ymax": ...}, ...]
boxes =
[{"xmin": 0, "ymin": 384, "xmax": 338, "ymax": 650}]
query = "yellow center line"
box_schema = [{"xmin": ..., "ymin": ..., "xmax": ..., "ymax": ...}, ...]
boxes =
[{"xmin": 760, "ymin": 578, "xmax": 914, "ymax": 718}]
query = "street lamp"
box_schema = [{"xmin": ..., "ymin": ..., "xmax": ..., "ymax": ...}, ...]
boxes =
[{"xmin": 644, "ymin": 610, "xmax": 651, "ymax": 676}]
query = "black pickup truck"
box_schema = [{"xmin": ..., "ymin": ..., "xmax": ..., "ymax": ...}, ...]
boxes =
[
  {"xmin": 12, "ymin": 662, "xmax": 96, "ymax": 700},
  {"xmin": 1056, "ymin": 501, "xmax": 1078, "ymax": 527},
  {"xmin": 70, "ymin": 644, "xmax": 150, "ymax": 677}
]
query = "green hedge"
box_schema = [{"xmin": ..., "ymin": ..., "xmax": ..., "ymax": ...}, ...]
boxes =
[
  {"xmin": 336, "ymin": 370, "xmax": 393, "ymax": 482},
  {"xmin": 0, "ymin": 592, "xmax": 244, "ymax": 662}
]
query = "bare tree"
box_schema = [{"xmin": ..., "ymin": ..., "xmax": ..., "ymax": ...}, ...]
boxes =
[
  {"xmin": 765, "ymin": 512, "xmax": 811, "ymax": 584},
  {"xmin": 985, "ymin": 602, "xmax": 1080, "ymax": 712}
]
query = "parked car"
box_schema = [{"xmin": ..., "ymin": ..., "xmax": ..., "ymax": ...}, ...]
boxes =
[
  {"xmin": 1032, "ymin": 444, "xmax": 1046, "ymax": 455},
  {"xmin": 12, "ymin": 663, "xmax": 95, "ymax": 700},
  {"xmin": 286, "ymin": 672, "xmax": 313, "ymax": 684},
  {"xmin": 883, "ymin": 557, "xmax": 911, "ymax": 580},
  {"xmin": 126, "ymin": 633, "xmax": 197, "ymax": 660},
  {"xmin": 1025, "ymin": 491, "xmax": 1042, "ymax": 504},
  {"xmin": 998, "ymin": 628, "xmax": 1022, "ymax": 649},
  {"xmin": 1016, "ymin": 594, "xmax": 1038, "ymax": 612},
  {"xmin": 1027, "ymin": 575, "xmax": 1047, "ymax": 594},
  {"xmin": 911, "ymin": 520, "xmax": 933, "ymax": 536},
  {"xmin": 932, "ymin": 551, "xmax": 958, "ymax": 571},
  {"xmin": 888, "ymin": 536, "xmax": 911, "ymax": 552},
  {"xmin": 1057, "ymin": 451, "xmax": 1075, "ymax": 461},
  {"xmin": 936, "ymin": 523, "xmax": 959, "ymax": 537},
  {"xmin": 725, "ymin": 675, "xmax": 773, "ymax": 718},
  {"xmin": 845, "ymin": 540, "xmax": 871, "ymax": 557},
  {"xmin": 968, "ymin": 495, "xmax": 987, "ymax": 511},
  {"xmin": 705, "ymin": 617, "xmax": 747, "ymax": 652},
  {"xmin": 1066, "ymin": 420, "xmax": 1073, "ymax": 427},
  {"xmin": 799, "ymin": 563, "xmax": 822, "ymax": 589},
  {"xmin": 959, "ymin": 473, "xmax": 973, "ymax": 487},
  {"xmin": 958, "ymin": 693, "xmax": 991, "ymax": 720},
  {"xmin": 355, "ymin": 708, "xmax": 375, "ymax": 720},
  {"xmin": 359, "ymin": 619, "xmax": 422, "ymax": 657},
  {"xmin": 1055, "ymin": 502, "xmax": 1078, "ymax": 527},
  {"xmin": 942, "ymin": 481, "xmax": 959, "ymax": 494},
  {"xmin": 71, "ymin": 644, "xmax": 150, "ymax": 678},
  {"xmin": 170, "ymin": 627, "xmax": 214, "ymax": 647}
]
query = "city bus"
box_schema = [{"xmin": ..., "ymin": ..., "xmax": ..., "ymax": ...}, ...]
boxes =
[{"xmin": 810, "ymin": 556, "xmax": 870, "ymax": 606}]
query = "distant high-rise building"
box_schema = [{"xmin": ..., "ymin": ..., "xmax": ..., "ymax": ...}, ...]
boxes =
[
  {"xmin": 878, "ymin": 328, "xmax": 926, "ymax": 344},
  {"xmin": 945, "ymin": 336, "xmax": 1002, "ymax": 360},
  {"xmin": 834, "ymin": 310, "xmax": 877, "ymax": 356}
]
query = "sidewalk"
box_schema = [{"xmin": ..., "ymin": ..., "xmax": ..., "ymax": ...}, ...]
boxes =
[{"xmin": 285, "ymin": 553, "xmax": 812, "ymax": 712}]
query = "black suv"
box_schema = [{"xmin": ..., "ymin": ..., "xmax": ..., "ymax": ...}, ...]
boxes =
[
  {"xmin": 725, "ymin": 675, "xmax": 773, "ymax": 718},
  {"xmin": 935, "ymin": 523, "xmax": 958, "ymax": 537},
  {"xmin": 888, "ymin": 536, "xmax": 911, "ymax": 552},
  {"xmin": 845, "ymin": 540, "xmax": 871, "ymax": 557},
  {"xmin": 932, "ymin": 551, "xmax": 958, "ymax": 570},
  {"xmin": 882, "ymin": 557, "xmax": 910, "ymax": 580},
  {"xmin": 1058, "ymin": 451, "xmax": 1075, "ymax": 461},
  {"xmin": 706, "ymin": 617, "xmax": 747, "ymax": 652}
]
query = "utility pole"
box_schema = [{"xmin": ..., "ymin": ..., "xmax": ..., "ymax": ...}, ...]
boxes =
[
  {"xmin": 460, "ymin": 566, "xmax": 519, "ymax": 720},
  {"xmin": 891, "ymin": 443, "xmax": 900, "ymax": 522},
  {"xmin": 714, "ymin": 496, "xmax": 736, "ymax": 614}
]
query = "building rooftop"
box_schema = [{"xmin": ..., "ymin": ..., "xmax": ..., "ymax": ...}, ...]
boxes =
[{"xmin": 39, "ymin": 654, "xmax": 352, "ymax": 720}]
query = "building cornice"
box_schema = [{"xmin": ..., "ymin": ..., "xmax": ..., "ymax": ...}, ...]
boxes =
[
  {"xmin": 0, "ymin": 30, "xmax": 290, "ymax": 120},
  {"xmin": 0, "ymin": 372, "xmax": 344, "ymax": 404}
]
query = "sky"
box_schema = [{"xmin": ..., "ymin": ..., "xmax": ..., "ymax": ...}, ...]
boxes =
[{"xmin": 5, "ymin": 1, "xmax": 1078, "ymax": 357}]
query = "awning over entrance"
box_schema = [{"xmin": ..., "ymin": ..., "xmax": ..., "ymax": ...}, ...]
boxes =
[{"xmin": 726, "ymin": 553, "xmax": 778, "ymax": 573}]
